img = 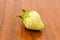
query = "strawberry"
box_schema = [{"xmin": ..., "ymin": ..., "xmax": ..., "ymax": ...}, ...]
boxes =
[{"xmin": 16, "ymin": 9, "xmax": 44, "ymax": 30}]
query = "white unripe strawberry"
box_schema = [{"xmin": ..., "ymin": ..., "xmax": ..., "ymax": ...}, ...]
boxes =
[{"xmin": 16, "ymin": 10, "xmax": 44, "ymax": 30}]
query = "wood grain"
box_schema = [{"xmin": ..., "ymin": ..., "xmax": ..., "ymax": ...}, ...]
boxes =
[{"xmin": 0, "ymin": 0, "xmax": 60, "ymax": 40}]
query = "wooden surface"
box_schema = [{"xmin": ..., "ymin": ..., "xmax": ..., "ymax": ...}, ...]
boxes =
[{"xmin": 0, "ymin": 0, "xmax": 60, "ymax": 40}]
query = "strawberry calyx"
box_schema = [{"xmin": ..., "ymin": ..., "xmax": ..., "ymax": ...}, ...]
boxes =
[{"xmin": 16, "ymin": 9, "xmax": 29, "ymax": 20}]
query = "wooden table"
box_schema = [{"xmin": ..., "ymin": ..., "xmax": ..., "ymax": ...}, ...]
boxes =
[{"xmin": 0, "ymin": 0, "xmax": 60, "ymax": 40}]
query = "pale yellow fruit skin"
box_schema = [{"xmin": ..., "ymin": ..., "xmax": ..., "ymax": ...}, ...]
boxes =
[{"xmin": 23, "ymin": 10, "xmax": 44, "ymax": 30}]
